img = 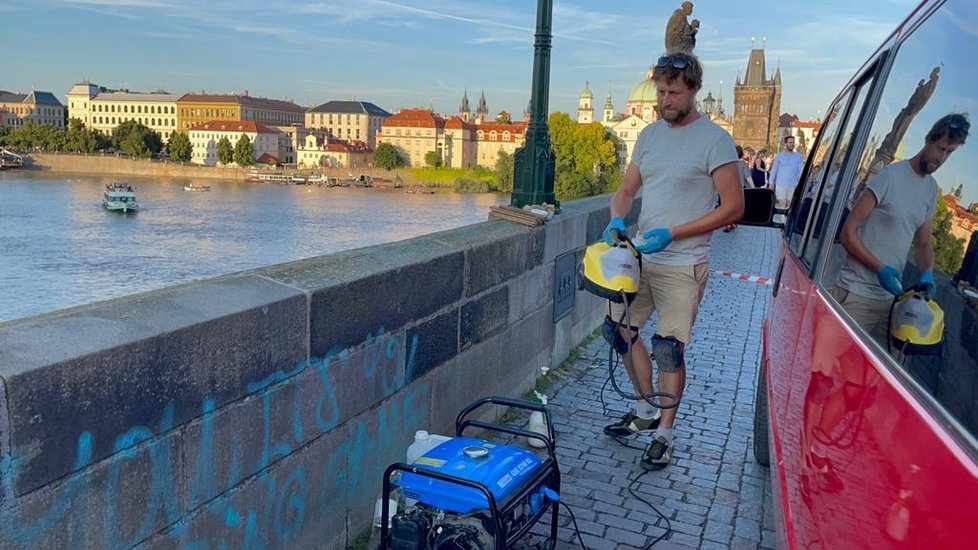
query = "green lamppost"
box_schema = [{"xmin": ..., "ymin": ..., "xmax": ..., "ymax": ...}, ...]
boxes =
[{"xmin": 511, "ymin": 0, "xmax": 558, "ymax": 209}]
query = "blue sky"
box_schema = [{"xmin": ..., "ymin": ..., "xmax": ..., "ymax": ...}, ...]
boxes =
[{"xmin": 4, "ymin": 0, "xmax": 918, "ymax": 120}]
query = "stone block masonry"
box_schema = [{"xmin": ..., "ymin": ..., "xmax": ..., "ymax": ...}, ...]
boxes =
[{"xmin": 0, "ymin": 194, "xmax": 629, "ymax": 548}]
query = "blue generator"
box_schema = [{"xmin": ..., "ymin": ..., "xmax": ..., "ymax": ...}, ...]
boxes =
[{"xmin": 380, "ymin": 396, "xmax": 560, "ymax": 549}]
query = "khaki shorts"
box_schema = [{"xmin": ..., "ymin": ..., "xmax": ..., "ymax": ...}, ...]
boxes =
[
  {"xmin": 609, "ymin": 262, "xmax": 710, "ymax": 344},
  {"xmin": 828, "ymin": 286, "xmax": 892, "ymax": 346},
  {"xmin": 776, "ymin": 185, "xmax": 795, "ymax": 202}
]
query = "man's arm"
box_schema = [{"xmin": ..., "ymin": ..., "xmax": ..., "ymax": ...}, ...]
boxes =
[
  {"xmin": 669, "ymin": 162, "xmax": 743, "ymax": 240},
  {"xmin": 610, "ymin": 162, "xmax": 642, "ymax": 219},
  {"xmin": 839, "ymin": 190, "xmax": 883, "ymax": 272},
  {"xmin": 769, "ymin": 153, "xmax": 781, "ymax": 188},
  {"xmin": 912, "ymin": 217, "xmax": 935, "ymax": 272}
]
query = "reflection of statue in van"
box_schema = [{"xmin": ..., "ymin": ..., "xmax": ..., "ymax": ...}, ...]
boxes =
[{"xmin": 867, "ymin": 65, "xmax": 941, "ymax": 180}]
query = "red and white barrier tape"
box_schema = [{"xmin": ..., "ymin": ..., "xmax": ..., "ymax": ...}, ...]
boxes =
[{"xmin": 711, "ymin": 269, "xmax": 773, "ymax": 285}]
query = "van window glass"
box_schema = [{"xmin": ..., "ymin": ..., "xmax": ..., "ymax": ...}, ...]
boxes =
[
  {"xmin": 787, "ymin": 90, "xmax": 853, "ymax": 257},
  {"xmin": 819, "ymin": 4, "xmax": 978, "ymax": 442},
  {"xmin": 802, "ymin": 79, "xmax": 874, "ymax": 266}
]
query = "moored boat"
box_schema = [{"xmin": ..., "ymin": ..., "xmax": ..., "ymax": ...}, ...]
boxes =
[
  {"xmin": 184, "ymin": 184, "xmax": 211, "ymax": 191},
  {"xmin": 103, "ymin": 182, "xmax": 139, "ymax": 213}
]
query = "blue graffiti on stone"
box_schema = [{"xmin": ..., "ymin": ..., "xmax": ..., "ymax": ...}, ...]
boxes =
[{"xmin": 0, "ymin": 328, "xmax": 428, "ymax": 549}]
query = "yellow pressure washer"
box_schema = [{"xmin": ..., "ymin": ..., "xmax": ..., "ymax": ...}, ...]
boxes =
[
  {"xmin": 578, "ymin": 237, "xmax": 641, "ymax": 303},
  {"xmin": 889, "ymin": 285, "xmax": 945, "ymax": 356}
]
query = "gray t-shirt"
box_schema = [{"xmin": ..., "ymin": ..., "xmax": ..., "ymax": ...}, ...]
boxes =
[
  {"xmin": 838, "ymin": 160, "xmax": 937, "ymax": 300},
  {"xmin": 632, "ymin": 116, "xmax": 738, "ymax": 266}
]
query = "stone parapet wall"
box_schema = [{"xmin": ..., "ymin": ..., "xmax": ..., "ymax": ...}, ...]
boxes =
[
  {"xmin": 27, "ymin": 153, "xmax": 248, "ymax": 180},
  {"xmin": 0, "ymin": 194, "xmax": 638, "ymax": 549}
]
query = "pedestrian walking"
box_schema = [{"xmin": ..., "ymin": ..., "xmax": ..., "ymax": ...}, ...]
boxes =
[
  {"xmin": 602, "ymin": 51, "xmax": 743, "ymax": 470},
  {"xmin": 751, "ymin": 148, "xmax": 768, "ymax": 188},
  {"xmin": 770, "ymin": 135, "xmax": 805, "ymax": 207}
]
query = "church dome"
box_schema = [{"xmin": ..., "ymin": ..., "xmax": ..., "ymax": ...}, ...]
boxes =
[
  {"xmin": 580, "ymin": 83, "xmax": 593, "ymax": 99},
  {"xmin": 629, "ymin": 69, "xmax": 657, "ymax": 103}
]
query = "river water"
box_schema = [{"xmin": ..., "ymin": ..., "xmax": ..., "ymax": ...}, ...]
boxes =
[{"xmin": 0, "ymin": 171, "xmax": 508, "ymax": 323}]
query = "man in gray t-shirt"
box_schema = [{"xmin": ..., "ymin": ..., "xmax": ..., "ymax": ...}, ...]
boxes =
[
  {"xmin": 836, "ymin": 113, "xmax": 969, "ymax": 344},
  {"xmin": 601, "ymin": 52, "xmax": 742, "ymax": 471}
]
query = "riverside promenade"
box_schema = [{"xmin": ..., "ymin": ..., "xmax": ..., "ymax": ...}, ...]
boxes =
[{"xmin": 524, "ymin": 224, "xmax": 781, "ymax": 549}]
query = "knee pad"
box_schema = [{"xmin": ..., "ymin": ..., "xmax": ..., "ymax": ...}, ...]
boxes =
[
  {"xmin": 650, "ymin": 334, "xmax": 684, "ymax": 372},
  {"xmin": 602, "ymin": 315, "xmax": 639, "ymax": 354}
]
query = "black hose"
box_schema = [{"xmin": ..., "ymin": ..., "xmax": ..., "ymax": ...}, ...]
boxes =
[{"xmin": 606, "ymin": 292, "xmax": 680, "ymax": 410}]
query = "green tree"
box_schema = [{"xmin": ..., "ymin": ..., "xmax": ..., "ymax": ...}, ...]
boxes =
[
  {"xmin": 374, "ymin": 142, "xmax": 405, "ymax": 171},
  {"xmin": 424, "ymin": 150, "xmax": 442, "ymax": 168},
  {"xmin": 234, "ymin": 134, "xmax": 254, "ymax": 166},
  {"xmin": 64, "ymin": 119, "xmax": 87, "ymax": 152},
  {"xmin": 121, "ymin": 130, "xmax": 149, "ymax": 158},
  {"xmin": 496, "ymin": 112, "xmax": 512, "ymax": 124},
  {"xmin": 168, "ymin": 131, "xmax": 192, "ymax": 162},
  {"xmin": 494, "ymin": 149, "xmax": 515, "ymax": 192},
  {"xmin": 933, "ymin": 191, "xmax": 965, "ymax": 275},
  {"xmin": 548, "ymin": 112, "xmax": 621, "ymax": 199},
  {"xmin": 112, "ymin": 120, "xmax": 162, "ymax": 158},
  {"xmin": 216, "ymin": 136, "xmax": 234, "ymax": 165}
]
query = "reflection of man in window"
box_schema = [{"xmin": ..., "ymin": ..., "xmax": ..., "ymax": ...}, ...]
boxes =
[{"xmin": 833, "ymin": 114, "xmax": 969, "ymax": 345}]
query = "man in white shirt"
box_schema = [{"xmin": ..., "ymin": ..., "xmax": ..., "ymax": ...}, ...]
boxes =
[{"xmin": 770, "ymin": 135, "xmax": 805, "ymax": 208}]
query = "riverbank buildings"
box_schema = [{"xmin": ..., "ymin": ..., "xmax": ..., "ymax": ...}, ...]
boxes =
[
  {"xmin": 376, "ymin": 91, "xmax": 527, "ymax": 170},
  {"xmin": 66, "ymin": 82, "xmax": 305, "ymax": 148},
  {"xmin": 304, "ymin": 100, "xmax": 390, "ymax": 149},
  {"xmin": 0, "ymin": 90, "xmax": 66, "ymax": 129},
  {"xmin": 67, "ymin": 81, "xmax": 179, "ymax": 141},
  {"xmin": 187, "ymin": 120, "xmax": 280, "ymax": 166},
  {"xmin": 777, "ymin": 113, "xmax": 821, "ymax": 155}
]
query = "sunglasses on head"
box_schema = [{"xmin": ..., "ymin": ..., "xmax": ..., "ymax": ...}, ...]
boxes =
[
  {"xmin": 948, "ymin": 118, "xmax": 970, "ymax": 132},
  {"xmin": 656, "ymin": 55, "xmax": 690, "ymax": 69}
]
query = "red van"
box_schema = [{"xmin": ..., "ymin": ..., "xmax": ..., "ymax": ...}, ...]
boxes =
[{"xmin": 744, "ymin": 0, "xmax": 978, "ymax": 547}]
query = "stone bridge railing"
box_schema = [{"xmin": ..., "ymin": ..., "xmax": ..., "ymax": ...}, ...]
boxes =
[{"xmin": 0, "ymin": 195, "xmax": 635, "ymax": 549}]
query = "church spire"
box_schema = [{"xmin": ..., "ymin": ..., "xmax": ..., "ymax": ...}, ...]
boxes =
[
  {"xmin": 476, "ymin": 90, "xmax": 488, "ymax": 115},
  {"xmin": 475, "ymin": 90, "xmax": 488, "ymax": 124},
  {"xmin": 603, "ymin": 84, "xmax": 615, "ymax": 123},
  {"xmin": 459, "ymin": 89, "xmax": 470, "ymax": 115}
]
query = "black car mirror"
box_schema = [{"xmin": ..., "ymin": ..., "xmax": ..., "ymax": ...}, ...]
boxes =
[{"xmin": 739, "ymin": 188, "xmax": 782, "ymax": 228}]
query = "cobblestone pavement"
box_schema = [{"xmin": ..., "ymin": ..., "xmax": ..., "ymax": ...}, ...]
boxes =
[{"xmin": 526, "ymin": 225, "xmax": 783, "ymax": 549}]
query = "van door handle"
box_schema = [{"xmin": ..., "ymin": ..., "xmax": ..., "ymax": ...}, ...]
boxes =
[{"xmin": 772, "ymin": 257, "xmax": 785, "ymax": 298}]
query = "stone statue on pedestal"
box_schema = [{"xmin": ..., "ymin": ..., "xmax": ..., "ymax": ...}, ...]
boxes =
[{"xmin": 665, "ymin": 1, "xmax": 699, "ymax": 54}]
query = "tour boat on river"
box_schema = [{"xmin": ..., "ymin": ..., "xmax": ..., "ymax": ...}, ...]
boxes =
[
  {"xmin": 183, "ymin": 184, "xmax": 210, "ymax": 191},
  {"xmin": 102, "ymin": 182, "xmax": 139, "ymax": 213}
]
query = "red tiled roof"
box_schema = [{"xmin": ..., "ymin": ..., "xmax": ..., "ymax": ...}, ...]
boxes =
[
  {"xmin": 326, "ymin": 138, "xmax": 372, "ymax": 154},
  {"xmin": 944, "ymin": 194, "xmax": 978, "ymax": 223},
  {"xmin": 473, "ymin": 121, "xmax": 527, "ymax": 141},
  {"xmin": 444, "ymin": 116, "xmax": 476, "ymax": 130},
  {"xmin": 794, "ymin": 121, "xmax": 821, "ymax": 130},
  {"xmin": 190, "ymin": 120, "xmax": 278, "ymax": 134},
  {"xmin": 382, "ymin": 109, "xmax": 445, "ymax": 129}
]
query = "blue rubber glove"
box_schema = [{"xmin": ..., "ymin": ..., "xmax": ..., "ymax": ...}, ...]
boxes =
[
  {"xmin": 917, "ymin": 270, "xmax": 935, "ymax": 295},
  {"xmin": 603, "ymin": 217, "xmax": 626, "ymax": 246},
  {"xmin": 635, "ymin": 227, "xmax": 673, "ymax": 255},
  {"xmin": 877, "ymin": 265, "xmax": 904, "ymax": 296}
]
